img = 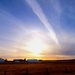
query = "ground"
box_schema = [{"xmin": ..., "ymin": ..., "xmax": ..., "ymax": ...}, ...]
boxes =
[{"xmin": 0, "ymin": 60, "xmax": 75, "ymax": 75}]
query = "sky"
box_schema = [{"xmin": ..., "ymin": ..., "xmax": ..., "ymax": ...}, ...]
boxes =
[{"xmin": 0, "ymin": 0, "xmax": 75, "ymax": 60}]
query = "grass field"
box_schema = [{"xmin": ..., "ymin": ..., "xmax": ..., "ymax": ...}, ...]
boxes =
[{"xmin": 0, "ymin": 60, "xmax": 75, "ymax": 75}]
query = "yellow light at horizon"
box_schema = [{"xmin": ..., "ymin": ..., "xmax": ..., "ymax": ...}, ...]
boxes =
[{"xmin": 26, "ymin": 38, "xmax": 47, "ymax": 56}]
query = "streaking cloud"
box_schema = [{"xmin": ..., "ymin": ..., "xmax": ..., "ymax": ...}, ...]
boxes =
[{"xmin": 26, "ymin": 0, "xmax": 59, "ymax": 45}]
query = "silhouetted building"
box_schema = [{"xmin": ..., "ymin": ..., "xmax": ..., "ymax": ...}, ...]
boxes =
[
  {"xmin": 0, "ymin": 58, "xmax": 5, "ymax": 62},
  {"xmin": 13, "ymin": 59, "xmax": 26, "ymax": 62}
]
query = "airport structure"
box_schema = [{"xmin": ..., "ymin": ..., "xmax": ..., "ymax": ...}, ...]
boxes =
[{"xmin": 27, "ymin": 59, "xmax": 38, "ymax": 62}]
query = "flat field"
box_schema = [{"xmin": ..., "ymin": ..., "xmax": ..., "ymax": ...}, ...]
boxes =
[{"xmin": 0, "ymin": 61, "xmax": 75, "ymax": 75}]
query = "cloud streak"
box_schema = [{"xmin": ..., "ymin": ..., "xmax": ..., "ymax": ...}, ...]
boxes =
[{"xmin": 26, "ymin": 0, "xmax": 59, "ymax": 45}]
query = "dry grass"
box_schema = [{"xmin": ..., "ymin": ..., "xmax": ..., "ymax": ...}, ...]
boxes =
[{"xmin": 0, "ymin": 61, "xmax": 75, "ymax": 75}]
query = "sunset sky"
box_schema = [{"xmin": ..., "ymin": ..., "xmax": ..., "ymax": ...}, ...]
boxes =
[{"xmin": 0, "ymin": 0, "xmax": 75, "ymax": 60}]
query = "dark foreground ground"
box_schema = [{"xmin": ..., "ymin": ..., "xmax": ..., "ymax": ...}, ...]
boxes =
[{"xmin": 0, "ymin": 60, "xmax": 75, "ymax": 75}]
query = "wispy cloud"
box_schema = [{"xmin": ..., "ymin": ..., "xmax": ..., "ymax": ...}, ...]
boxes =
[
  {"xmin": 49, "ymin": 0, "xmax": 62, "ymax": 14},
  {"xmin": 26, "ymin": 0, "xmax": 59, "ymax": 45},
  {"xmin": 0, "ymin": 10, "xmax": 29, "ymax": 55}
]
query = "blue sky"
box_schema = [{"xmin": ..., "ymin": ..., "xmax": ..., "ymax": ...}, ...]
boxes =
[{"xmin": 0, "ymin": 0, "xmax": 75, "ymax": 60}]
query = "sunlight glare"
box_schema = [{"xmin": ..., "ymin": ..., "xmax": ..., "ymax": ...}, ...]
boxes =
[{"xmin": 26, "ymin": 37, "xmax": 47, "ymax": 56}]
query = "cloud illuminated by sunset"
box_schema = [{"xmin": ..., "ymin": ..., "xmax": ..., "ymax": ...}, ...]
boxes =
[{"xmin": 0, "ymin": 0, "xmax": 75, "ymax": 60}]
